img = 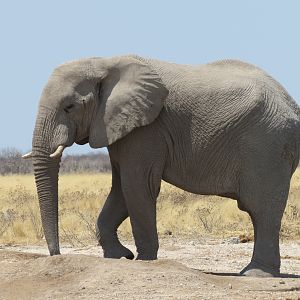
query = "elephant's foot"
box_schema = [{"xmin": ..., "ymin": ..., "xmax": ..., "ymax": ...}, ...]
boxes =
[
  {"xmin": 136, "ymin": 252, "xmax": 157, "ymax": 260},
  {"xmin": 103, "ymin": 245, "xmax": 134, "ymax": 260},
  {"xmin": 240, "ymin": 261, "xmax": 280, "ymax": 277}
]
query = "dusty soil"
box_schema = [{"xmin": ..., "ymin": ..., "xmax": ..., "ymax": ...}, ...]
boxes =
[{"xmin": 0, "ymin": 237, "xmax": 299, "ymax": 300}]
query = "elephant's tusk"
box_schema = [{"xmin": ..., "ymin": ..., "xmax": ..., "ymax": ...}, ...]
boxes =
[
  {"xmin": 50, "ymin": 145, "xmax": 65, "ymax": 159},
  {"xmin": 22, "ymin": 151, "xmax": 33, "ymax": 159}
]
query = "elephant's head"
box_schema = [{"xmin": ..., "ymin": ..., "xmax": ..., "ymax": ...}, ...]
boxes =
[{"xmin": 24, "ymin": 56, "xmax": 168, "ymax": 255}]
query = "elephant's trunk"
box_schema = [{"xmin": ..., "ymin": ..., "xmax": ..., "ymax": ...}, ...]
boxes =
[
  {"xmin": 32, "ymin": 108, "xmax": 61, "ymax": 255},
  {"xmin": 33, "ymin": 156, "xmax": 60, "ymax": 255}
]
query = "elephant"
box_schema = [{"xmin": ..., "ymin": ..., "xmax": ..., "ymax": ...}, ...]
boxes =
[{"xmin": 23, "ymin": 54, "xmax": 300, "ymax": 277}]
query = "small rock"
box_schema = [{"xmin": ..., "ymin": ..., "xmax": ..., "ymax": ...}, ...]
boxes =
[
  {"xmin": 279, "ymin": 280, "xmax": 285, "ymax": 284},
  {"xmin": 228, "ymin": 237, "xmax": 239, "ymax": 244},
  {"xmin": 228, "ymin": 283, "xmax": 232, "ymax": 289}
]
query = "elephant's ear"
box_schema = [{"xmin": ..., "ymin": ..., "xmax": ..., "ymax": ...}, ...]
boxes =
[{"xmin": 89, "ymin": 57, "xmax": 168, "ymax": 148}]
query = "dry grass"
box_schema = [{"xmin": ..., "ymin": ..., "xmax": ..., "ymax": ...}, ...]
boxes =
[{"xmin": 0, "ymin": 170, "xmax": 299, "ymax": 246}]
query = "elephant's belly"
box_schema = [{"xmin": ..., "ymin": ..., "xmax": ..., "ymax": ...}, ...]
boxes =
[{"xmin": 162, "ymin": 163, "xmax": 239, "ymax": 199}]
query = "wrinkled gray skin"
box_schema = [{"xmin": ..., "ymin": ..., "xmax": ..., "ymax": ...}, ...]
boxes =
[{"xmin": 30, "ymin": 55, "xmax": 300, "ymax": 277}]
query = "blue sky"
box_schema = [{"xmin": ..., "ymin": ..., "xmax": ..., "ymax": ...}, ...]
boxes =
[{"xmin": 1, "ymin": 1, "xmax": 299, "ymax": 154}]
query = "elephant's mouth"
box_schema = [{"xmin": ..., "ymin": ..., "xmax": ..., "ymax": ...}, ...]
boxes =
[{"xmin": 76, "ymin": 136, "xmax": 89, "ymax": 145}]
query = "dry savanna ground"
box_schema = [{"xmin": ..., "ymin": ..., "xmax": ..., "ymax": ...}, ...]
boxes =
[{"xmin": 0, "ymin": 170, "xmax": 299, "ymax": 299}]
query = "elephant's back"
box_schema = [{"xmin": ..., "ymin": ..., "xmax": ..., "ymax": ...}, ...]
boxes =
[
  {"xmin": 133, "ymin": 56, "xmax": 300, "ymax": 194},
  {"xmin": 145, "ymin": 57, "xmax": 266, "ymax": 104},
  {"xmin": 138, "ymin": 55, "xmax": 300, "ymax": 145},
  {"xmin": 144, "ymin": 57, "xmax": 299, "ymax": 123},
  {"xmin": 207, "ymin": 59, "xmax": 300, "ymax": 114}
]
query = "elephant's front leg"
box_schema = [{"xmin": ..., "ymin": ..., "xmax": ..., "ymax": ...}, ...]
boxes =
[
  {"xmin": 120, "ymin": 164, "xmax": 162, "ymax": 260},
  {"xmin": 96, "ymin": 165, "xmax": 134, "ymax": 259}
]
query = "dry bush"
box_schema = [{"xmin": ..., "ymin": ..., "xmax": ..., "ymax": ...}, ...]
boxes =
[
  {"xmin": 195, "ymin": 204, "xmax": 222, "ymax": 233},
  {"xmin": 0, "ymin": 148, "xmax": 111, "ymax": 175},
  {"xmin": 0, "ymin": 170, "xmax": 299, "ymax": 245},
  {"xmin": 0, "ymin": 209, "xmax": 16, "ymax": 237},
  {"xmin": 0, "ymin": 148, "xmax": 33, "ymax": 174},
  {"xmin": 156, "ymin": 186, "xmax": 253, "ymax": 238},
  {"xmin": 60, "ymin": 152, "xmax": 111, "ymax": 173}
]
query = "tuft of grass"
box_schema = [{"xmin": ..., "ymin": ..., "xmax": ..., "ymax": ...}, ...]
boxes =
[{"xmin": 0, "ymin": 170, "xmax": 299, "ymax": 245}]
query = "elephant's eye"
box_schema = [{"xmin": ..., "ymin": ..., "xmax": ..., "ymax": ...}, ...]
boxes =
[{"xmin": 64, "ymin": 104, "xmax": 74, "ymax": 113}]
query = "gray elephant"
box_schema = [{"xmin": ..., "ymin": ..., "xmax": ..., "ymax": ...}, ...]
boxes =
[{"xmin": 24, "ymin": 55, "xmax": 300, "ymax": 277}]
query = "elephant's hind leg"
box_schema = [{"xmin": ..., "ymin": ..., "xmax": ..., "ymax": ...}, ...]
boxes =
[
  {"xmin": 239, "ymin": 157, "xmax": 291, "ymax": 277},
  {"xmin": 96, "ymin": 165, "xmax": 134, "ymax": 259},
  {"xmin": 239, "ymin": 203, "xmax": 286, "ymax": 277}
]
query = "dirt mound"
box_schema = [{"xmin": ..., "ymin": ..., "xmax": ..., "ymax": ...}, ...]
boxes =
[{"xmin": 0, "ymin": 248, "xmax": 299, "ymax": 300}]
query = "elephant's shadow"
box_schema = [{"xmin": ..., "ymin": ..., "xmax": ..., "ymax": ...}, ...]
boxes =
[{"xmin": 203, "ymin": 271, "xmax": 300, "ymax": 278}]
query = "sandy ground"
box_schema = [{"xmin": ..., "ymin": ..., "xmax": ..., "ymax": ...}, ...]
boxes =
[{"xmin": 0, "ymin": 237, "xmax": 299, "ymax": 300}]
